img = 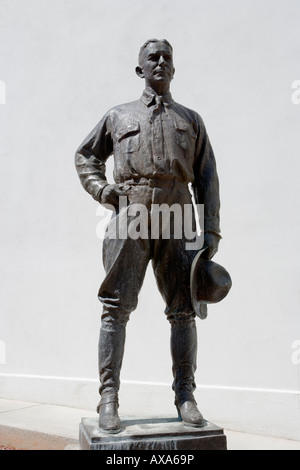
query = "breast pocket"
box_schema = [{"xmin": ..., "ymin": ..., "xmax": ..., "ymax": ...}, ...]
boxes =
[
  {"xmin": 174, "ymin": 120, "xmax": 197, "ymax": 150},
  {"xmin": 117, "ymin": 119, "xmax": 140, "ymax": 154}
]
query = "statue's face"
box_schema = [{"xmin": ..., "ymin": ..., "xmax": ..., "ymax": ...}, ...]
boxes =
[{"xmin": 140, "ymin": 42, "xmax": 175, "ymax": 89}]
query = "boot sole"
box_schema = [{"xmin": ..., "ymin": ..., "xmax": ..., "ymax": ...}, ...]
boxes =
[
  {"xmin": 98, "ymin": 425, "xmax": 122, "ymax": 434},
  {"xmin": 182, "ymin": 419, "xmax": 207, "ymax": 428}
]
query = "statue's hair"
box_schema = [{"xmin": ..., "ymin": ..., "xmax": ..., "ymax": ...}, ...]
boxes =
[{"xmin": 138, "ymin": 39, "xmax": 173, "ymax": 66}]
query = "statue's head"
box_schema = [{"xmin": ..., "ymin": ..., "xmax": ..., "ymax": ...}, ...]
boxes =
[{"xmin": 136, "ymin": 39, "xmax": 175, "ymax": 91}]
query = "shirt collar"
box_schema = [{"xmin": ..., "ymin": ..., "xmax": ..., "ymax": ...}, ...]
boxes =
[{"xmin": 140, "ymin": 88, "xmax": 174, "ymax": 107}]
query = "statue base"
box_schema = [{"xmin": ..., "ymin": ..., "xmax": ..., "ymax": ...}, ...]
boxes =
[{"xmin": 79, "ymin": 417, "xmax": 227, "ymax": 450}]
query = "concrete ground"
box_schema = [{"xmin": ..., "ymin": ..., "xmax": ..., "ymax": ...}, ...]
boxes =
[{"xmin": 0, "ymin": 398, "xmax": 300, "ymax": 451}]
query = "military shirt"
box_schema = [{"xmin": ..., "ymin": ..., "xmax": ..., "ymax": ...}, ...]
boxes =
[{"xmin": 75, "ymin": 89, "xmax": 220, "ymax": 234}]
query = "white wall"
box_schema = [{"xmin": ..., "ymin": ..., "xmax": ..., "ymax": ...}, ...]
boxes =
[{"xmin": 0, "ymin": 0, "xmax": 300, "ymax": 441}]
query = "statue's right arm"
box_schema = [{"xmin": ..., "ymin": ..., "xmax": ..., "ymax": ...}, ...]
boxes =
[{"xmin": 75, "ymin": 113, "xmax": 113, "ymax": 202}]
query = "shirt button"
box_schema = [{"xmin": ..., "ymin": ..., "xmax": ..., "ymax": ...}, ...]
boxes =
[{"xmin": 157, "ymin": 156, "xmax": 162, "ymax": 160}]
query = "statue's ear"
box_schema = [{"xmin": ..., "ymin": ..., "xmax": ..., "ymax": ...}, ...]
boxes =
[{"xmin": 135, "ymin": 66, "xmax": 144, "ymax": 79}]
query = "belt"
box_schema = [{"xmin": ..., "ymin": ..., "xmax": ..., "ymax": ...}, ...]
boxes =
[{"xmin": 122, "ymin": 177, "xmax": 187, "ymax": 190}]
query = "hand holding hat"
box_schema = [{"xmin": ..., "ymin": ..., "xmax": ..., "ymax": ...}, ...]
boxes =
[
  {"xmin": 201, "ymin": 231, "xmax": 222, "ymax": 261},
  {"xmin": 190, "ymin": 233, "xmax": 232, "ymax": 320}
]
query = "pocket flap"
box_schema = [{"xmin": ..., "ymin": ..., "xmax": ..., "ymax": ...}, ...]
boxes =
[
  {"xmin": 117, "ymin": 117, "xmax": 140, "ymax": 142},
  {"xmin": 174, "ymin": 118, "xmax": 197, "ymax": 139}
]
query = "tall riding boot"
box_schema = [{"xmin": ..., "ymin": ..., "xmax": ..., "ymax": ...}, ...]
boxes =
[
  {"xmin": 97, "ymin": 323, "xmax": 126, "ymax": 433},
  {"xmin": 171, "ymin": 320, "xmax": 205, "ymax": 427}
]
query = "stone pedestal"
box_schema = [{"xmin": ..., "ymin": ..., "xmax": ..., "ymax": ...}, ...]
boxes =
[{"xmin": 79, "ymin": 417, "xmax": 227, "ymax": 450}]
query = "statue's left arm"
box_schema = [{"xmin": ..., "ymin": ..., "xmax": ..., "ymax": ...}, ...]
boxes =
[{"xmin": 192, "ymin": 114, "xmax": 221, "ymax": 260}]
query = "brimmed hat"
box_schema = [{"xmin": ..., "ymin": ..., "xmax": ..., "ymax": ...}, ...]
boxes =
[{"xmin": 190, "ymin": 252, "xmax": 232, "ymax": 320}]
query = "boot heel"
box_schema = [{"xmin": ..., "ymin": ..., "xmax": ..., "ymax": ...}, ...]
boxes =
[{"xmin": 175, "ymin": 403, "xmax": 182, "ymax": 422}]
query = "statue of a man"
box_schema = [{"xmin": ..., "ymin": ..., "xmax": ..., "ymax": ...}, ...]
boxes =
[{"xmin": 75, "ymin": 39, "xmax": 221, "ymax": 433}]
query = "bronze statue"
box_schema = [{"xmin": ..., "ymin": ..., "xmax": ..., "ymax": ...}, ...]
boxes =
[{"xmin": 75, "ymin": 39, "xmax": 228, "ymax": 434}]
